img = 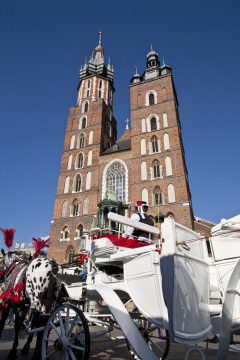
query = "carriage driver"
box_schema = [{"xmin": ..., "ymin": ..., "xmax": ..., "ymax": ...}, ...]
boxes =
[{"xmin": 122, "ymin": 201, "xmax": 155, "ymax": 243}]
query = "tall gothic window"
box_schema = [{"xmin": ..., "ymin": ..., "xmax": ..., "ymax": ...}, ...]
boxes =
[
  {"xmin": 76, "ymin": 153, "xmax": 83, "ymax": 169},
  {"xmin": 62, "ymin": 226, "xmax": 69, "ymax": 240},
  {"xmin": 84, "ymin": 102, "xmax": 88, "ymax": 113},
  {"xmin": 82, "ymin": 117, "xmax": 86, "ymax": 129},
  {"xmin": 68, "ymin": 247, "xmax": 75, "ymax": 263},
  {"xmin": 153, "ymin": 160, "xmax": 160, "ymax": 178},
  {"xmin": 106, "ymin": 162, "xmax": 126, "ymax": 201},
  {"xmin": 150, "ymin": 117, "xmax": 157, "ymax": 131},
  {"xmin": 76, "ymin": 224, "xmax": 83, "ymax": 238},
  {"xmin": 79, "ymin": 133, "xmax": 85, "ymax": 148},
  {"xmin": 74, "ymin": 174, "xmax": 81, "ymax": 192},
  {"xmin": 73, "ymin": 199, "xmax": 79, "ymax": 216},
  {"xmin": 149, "ymin": 93, "xmax": 155, "ymax": 105},
  {"xmin": 154, "ymin": 186, "xmax": 162, "ymax": 205},
  {"xmin": 151, "ymin": 135, "xmax": 158, "ymax": 153}
]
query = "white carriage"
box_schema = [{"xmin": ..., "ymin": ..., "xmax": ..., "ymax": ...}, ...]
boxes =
[{"xmin": 41, "ymin": 213, "xmax": 240, "ymax": 360}]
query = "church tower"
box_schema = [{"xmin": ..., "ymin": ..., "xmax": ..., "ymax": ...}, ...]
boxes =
[
  {"xmin": 48, "ymin": 33, "xmax": 117, "ymax": 263},
  {"xmin": 129, "ymin": 47, "xmax": 194, "ymax": 229}
]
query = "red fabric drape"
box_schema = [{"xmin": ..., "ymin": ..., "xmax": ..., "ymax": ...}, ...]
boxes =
[{"xmin": 95, "ymin": 234, "xmax": 151, "ymax": 249}]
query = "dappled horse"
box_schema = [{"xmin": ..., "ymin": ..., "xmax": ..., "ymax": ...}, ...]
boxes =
[{"xmin": 0, "ymin": 250, "xmax": 66, "ymax": 360}]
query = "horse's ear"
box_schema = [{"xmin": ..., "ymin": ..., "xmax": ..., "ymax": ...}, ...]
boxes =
[{"xmin": 1, "ymin": 249, "xmax": 5, "ymax": 256}]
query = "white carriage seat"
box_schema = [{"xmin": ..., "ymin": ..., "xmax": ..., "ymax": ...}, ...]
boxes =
[{"xmin": 92, "ymin": 213, "xmax": 159, "ymax": 254}]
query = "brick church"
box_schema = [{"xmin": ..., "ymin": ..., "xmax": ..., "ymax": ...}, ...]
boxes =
[{"xmin": 48, "ymin": 33, "xmax": 199, "ymax": 263}]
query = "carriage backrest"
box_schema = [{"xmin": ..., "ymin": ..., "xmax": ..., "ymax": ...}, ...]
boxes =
[{"xmin": 107, "ymin": 212, "xmax": 160, "ymax": 235}]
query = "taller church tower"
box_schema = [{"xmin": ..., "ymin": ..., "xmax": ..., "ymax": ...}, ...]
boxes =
[{"xmin": 48, "ymin": 33, "xmax": 117, "ymax": 262}]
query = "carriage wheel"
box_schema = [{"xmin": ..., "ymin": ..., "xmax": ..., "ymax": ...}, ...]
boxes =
[
  {"xmin": 41, "ymin": 304, "xmax": 90, "ymax": 360},
  {"xmin": 126, "ymin": 323, "xmax": 170, "ymax": 360}
]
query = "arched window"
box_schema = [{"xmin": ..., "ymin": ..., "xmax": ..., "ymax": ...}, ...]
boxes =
[
  {"xmin": 64, "ymin": 176, "xmax": 70, "ymax": 193},
  {"xmin": 150, "ymin": 117, "xmax": 157, "ymax": 131},
  {"xmin": 62, "ymin": 200, "xmax": 67, "ymax": 217},
  {"xmin": 149, "ymin": 93, "xmax": 155, "ymax": 105},
  {"xmin": 141, "ymin": 161, "xmax": 147, "ymax": 181},
  {"xmin": 137, "ymin": 94, "xmax": 142, "ymax": 108},
  {"xmin": 76, "ymin": 153, "xmax": 83, "ymax": 169},
  {"xmin": 162, "ymin": 87, "xmax": 167, "ymax": 101},
  {"xmin": 72, "ymin": 199, "xmax": 79, "ymax": 216},
  {"xmin": 168, "ymin": 184, "xmax": 176, "ymax": 203},
  {"xmin": 87, "ymin": 90, "xmax": 90, "ymax": 97},
  {"xmin": 154, "ymin": 186, "xmax": 162, "ymax": 205},
  {"xmin": 153, "ymin": 160, "xmax": 160, "ymax": 178},
  {"xmin": 70, "ymin": 135, "xmax": 75, "ymax": 149},
  {"xmin": 87, "ymin": 150, "xmax": 92, "ymax": 166},
  {"xmin": 67, "ymin": 155, "xmax": 72, "ymax": 170},
  {"xmin": 142, "ymin": 187, "xmax": 148, "ymax": 204},
  {"xmin": 163, "ymin": 112, "xmax": 168, "ymax": 127},
  {"xmin": 76, "ymin": 225, "xmax": 83, "ymax": 238},
  {"xmin": 84, "ymin": 102, "xmax": 88, "ymax": 113},
  {"xmin": 87, "ymin": 80, "xmax": 91, "ymax": 88},
  {"xmin": 165, "ymin": 156, "xmax": 173, "ymax": 176},
  {"xmin": 73, "ymin": 174, "xmax": 81, "ymax": 192},
  {"xmin": 151, "ymin": 136, "xmax": 158, "ymax": 153},
  {"xmin": 83, "ymin": 197, "xmax": 89, "ymax": 214},
  {"xmin": 89, "ymin": 130, "xmax": 93, "ymax": 145},
  {"xmin": 106, "ymin": 161, "xmax": 126, "ymax": 201},
  {"xmin": 68, "ymin": 247, "xmax": 75, "ymax": 263},
  {"xmin": 164, "ymin": 133, "xmax": 170, "ymax": 150},
  {"xmin": 141, "ymin": 138, "xmax": 146, "ymax": 155},
  {"xmin": 79, "ymin": 133, "xmax": 85, "ymax": 148},
  {"xmin": 99, "ymin": 80, "xmax": 102, "ymax": 89},
  {"xmin": 62, "ymin": 226, "xmax": 69, "ymax": 240},
  {"xmin": 81, "ymin": 117, "xmax": 86, "ymax": 129},
  {"xmin": 86, "ymin": 172, "xmax": 91, "ymax": 190}
]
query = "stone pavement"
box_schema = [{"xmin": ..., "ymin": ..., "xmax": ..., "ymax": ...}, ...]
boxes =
[{"xmin": 0, "ymin": 324, "xmax": 239, "ymax": 359}]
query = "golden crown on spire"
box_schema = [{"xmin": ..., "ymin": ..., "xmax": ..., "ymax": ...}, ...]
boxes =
[{"xmin": 94, "ymin": 30, "xmax": 104, "ymax": 53}]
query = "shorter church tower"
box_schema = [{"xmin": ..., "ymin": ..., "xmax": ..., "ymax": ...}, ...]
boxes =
[{"xmin": 129, "ymin": 47, "xmax": 194, "ymax": 229}]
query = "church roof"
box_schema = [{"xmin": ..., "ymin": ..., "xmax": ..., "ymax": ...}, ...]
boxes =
[
  {"xmin": 101, "ymin": 139, "xmax": 131, "ymax": 155},
  {"xmin": 119, "ymin": 128, "xmax": 131, "ymax": 141}
]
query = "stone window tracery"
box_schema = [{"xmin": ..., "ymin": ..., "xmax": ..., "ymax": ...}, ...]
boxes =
[
  {"xmin": 76, "ymin": 153, "xmax": 84, "ymax": 169},
  {"xmin": 151, "ymin": 135, "xmax": 158, "ymax": 153},
  {"xmin": 153, "ymin": 160, "xmax": 160, "ymax": 178},
  {"xmin": 73, "ymin": 174, "xmax": 82, "ymax": 192},
  {"xmin": 106, "ymin": 161, "xmax": 126, "ymax": 201},
  {"xmin": 154, "ymin": 186, "xmax": 162, "ymax": 205}
]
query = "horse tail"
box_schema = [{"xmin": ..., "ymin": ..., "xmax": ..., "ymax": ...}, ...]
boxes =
[{"xmin": 45, "ymin": 259, "xmax": 59, "ymax": 313}]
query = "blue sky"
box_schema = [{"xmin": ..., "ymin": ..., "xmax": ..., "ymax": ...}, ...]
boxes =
[{"xmin": 0, "ymin": 0, "xmax": 239, "ymax": 250}]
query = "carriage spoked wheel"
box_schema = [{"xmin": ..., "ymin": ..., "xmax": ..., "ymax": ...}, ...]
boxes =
[
  {"xmin": 41, "ymin": 304, "xmax": 90, "ymax": 360},
  {"xmin": 126, "ymin": 322, "xmax": 170, "ymax": 360}
]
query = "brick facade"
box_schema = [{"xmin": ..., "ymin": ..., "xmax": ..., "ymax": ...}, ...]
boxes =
[{"xmin": 48, "ymin": 41, "xmax": 195, "ymax": 263}]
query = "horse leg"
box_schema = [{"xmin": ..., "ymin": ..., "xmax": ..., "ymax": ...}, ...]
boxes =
[
  {"xmin": 30, "ymin": 312, "xmax": 48, "ymax": 360},
  {"xmin": 0, "ymin": 305, "xmax": 10, "ymax": 338},
  {"xmin": 21, "ymin": 307, "xmax": 35, "ymax": 355},
  {"xmin": 7, "ymin": 305, "xmax": 28, "ymax": 360}
]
